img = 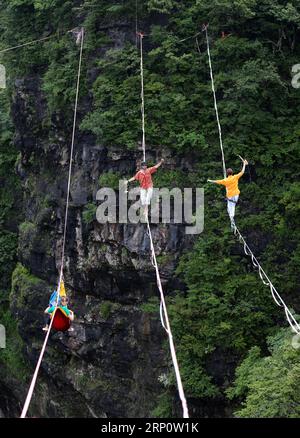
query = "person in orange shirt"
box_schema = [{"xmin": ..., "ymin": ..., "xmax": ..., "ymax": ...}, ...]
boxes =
[
  {"xmin": 126, "ymin": 159, "xmax": 164, "ymax": 218},
  {"xmin": 207, "ymin": 157, "xmax": 248, "ymax": 226}
]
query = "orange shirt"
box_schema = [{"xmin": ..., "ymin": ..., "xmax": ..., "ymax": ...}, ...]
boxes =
[
  {"xmin": 134, "ymin": 167, "xmax": 157, "ymax": 189},
  {"xmin": 215, "ymin": 171, "xmax": 244, "ymax": 198}
]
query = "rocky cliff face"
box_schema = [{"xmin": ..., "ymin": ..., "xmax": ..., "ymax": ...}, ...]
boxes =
[
  {"xmin": 2, "ymin": 0, "xmax": 300, "ymax": 419},
  {"xmin": 3, "ymin": 26, "xmax": 196, "ymax": 417}
]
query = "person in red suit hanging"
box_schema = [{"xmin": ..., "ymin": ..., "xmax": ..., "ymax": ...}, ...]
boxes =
[{"xmin": 43, "ymin": 295, "xmax": 74, "ymax": 331}]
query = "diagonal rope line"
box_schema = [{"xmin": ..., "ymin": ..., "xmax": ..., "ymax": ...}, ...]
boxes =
[
  {"xmin": 233, "ymin": 223, "xmax": 300, "ymax": 335},
  {"xmin": 20, "ymin": 275, "xmax": 61, "ymax": 419},
  {"xmin": 204, "ymin": 24, "xmax": 300, "ymax": 335},
  {"xmin": 137, "ymin": 29, "xmax": 189, "ymax": 418},
  {"xmin": 0, "ymin": 35, "xmax": 53, "ymax": 54},
  {"xmin": 202, "ymin": 25, "xmax": 226, "ymax": 179},
  {"xmin": 59, "ymin": 28, "xmax": 84, "ymax": 283},
  {"xmin": 146, "ymin": 218, "xmax": 189, "ymax": 418},
  {"xmin": 20, "ymin": 28, "xmax": 85, "ymax": 419},
  {"xmin": 0, "ymin": 28, "xmax": 79, "ymax": 55},
  {"xmin": 159, "ymin": 301, "xmax": 169, "ymax": 333}
]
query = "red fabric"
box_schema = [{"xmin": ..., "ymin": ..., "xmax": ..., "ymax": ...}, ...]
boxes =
[
  {"xmin": 134, "ymin": 166, "xmax": 157, "ymax": 189},
  {"xmin": 52, "ymin": 308, "xmax": 71, "ymax": 332}
]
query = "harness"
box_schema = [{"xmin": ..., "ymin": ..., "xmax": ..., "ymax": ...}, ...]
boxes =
[{"xmin": 225, "ymin": 197, "xmax": 239, "ymax": 204}]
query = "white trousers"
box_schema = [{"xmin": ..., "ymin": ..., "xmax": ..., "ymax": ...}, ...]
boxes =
[
  {"xmin": 140, "ymin": 187, "xmax": 153, "ymax": 206},
  {"xmin": 227, "ymin": 195, "xmax": 239, "ymax": 219}
]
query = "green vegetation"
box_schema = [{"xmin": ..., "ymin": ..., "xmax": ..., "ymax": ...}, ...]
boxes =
[
  {"xmin": 0, "ymin": 0, "xmax": 300, "ymax": 418},
  {"xmin": 81, "ymin": 44, "xmax": 140, "ymax": 149},
  {"xmin": 168, "ymin": 228, "xmax": 278, "ymax": 398},
  {"xmin": 100, "ymin": 301, "xmax": 113, "ymax": 319},
  {"xmin": 19, "ymin": 221, "xmax": 36, "ymax": 235},
  {"xmin": 11, "ymin": 263, "xmax": 41, "ymax": 307},
  {"xmin": 18, "ymin": 221, "xmax": 39, "ymax": 260},
  {"xmin": 151, "ymin": 392, "xmax": 173, "ymax": 418},
  {"xmin": 227, "ymin": 328, "xmax": 300, "ymax": 417},
  {"xmin": 82, "ymin": 203, "xmax": 97, "ymax": 224},
  {"xmin": 0, "ymin": 72, "xmax": 24, "ymax": 392},
  {"xmin": 156, "ymin": 253, "xmax": 173, "ymax": 266},
  {"xmin": 99, "ymin": 171, "xmax": 123, "ymax": 190},
  {"xmin": 0, "ymin": 307, "xmax": 30, "ymax": 381},
  {"xmin": 147, "ymin": 0, "xmax": 173, "ymax": 14},
  {"xmin": 42, "ymin": 35, "xmax": 85, "ymax": 115},
  {"xmin": 140, "ymin": 296, "xmax": 160, "ymax": 314},
  {"xmin": 99, "ymin": 300, "xmax": 121, "ymax": 319},
  {"xmin": 0, "ymin": 93, "xmax": 19, "ymax": 294},
  {"xmin": 0, "ymin": 231, "xmax": 18, "ymax": 296},
  {"xmin": 11, "ymin": 262, "xmax": 40, "ymax": 288},
  {"xmin": 153, "ymin": 170, "xmax": 186, "ymax": 189}
]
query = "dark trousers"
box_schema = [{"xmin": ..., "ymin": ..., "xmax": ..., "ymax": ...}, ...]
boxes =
[{"xmin": 44, "ymin": 313, "xmax": 50, "ymax": 326}]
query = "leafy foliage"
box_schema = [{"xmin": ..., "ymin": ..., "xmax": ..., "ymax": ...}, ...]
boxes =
[
  {"xmin": 82, "ymin": 203, "xmax": 97, "ymax": 225},
  {"xmin": 168, "ymin": 223, "xmax": 278, "ymax": 398},
  {"xmin": 0, "ymin": 93, "xmax": 19, "ymax": 294},
  {"xmin": 0, "ymin": 0, "xmax": 300, "ymax": 418},
  {"xmin": 227, "ymin": 328, "xmax": 300, "ymax": 417},
  {"xmin": 0, "ymin": 232, "xmax": 18, "ymax": 294},
  {"xmin": 99, "ymin": 300, "xmax": 121, "ymax": 319},
  {"xmin": 99, "ymin": 171, "xmax": 123, "ymax": 190},
  {"xmin": 81, "ymin": 44, "xmax": 141, "ymax": 149},
  {"xmin": 0, "ymin": 307, "xmax": 30, "ymax": 381},
  {"xmin": 147, "ymin": 0, "xmax": 174, "ymax": 14},
  {"xmin": 42, "ymin": 36, "xmax": 84, "ymax": 114}
]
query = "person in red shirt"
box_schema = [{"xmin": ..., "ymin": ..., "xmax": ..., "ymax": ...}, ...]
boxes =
[{"xmin": 126, "ymin": 159, "xmax": 164, "ymax": 218}]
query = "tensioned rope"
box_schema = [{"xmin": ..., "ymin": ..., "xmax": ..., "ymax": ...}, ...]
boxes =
[
  {"xmin": 20, "ymin": 274, "xmax": 61, "ymax": 418},
  {"xmin": 0, "ymin": 28, "xmax": 79, "ymax": 55},
  {"xmin": 0, "ymin": 35, "xmax": 53, "ymax": 54},
  {"xmin": 146, "ymin": 219, "xmax": 189, "ymax": 418},
  {"xmin": 20, "ymin": 28, "xmax": 85, "ymax": 418},
  {"xmin": 58, "ymin": 28, "xmax": 84, "ymax": 287},
  {"xmin": 233, "ymin": 224, "xmax": 300, "ymax": 334},
  {"xmin": 202, "ymin": 24, "xmax": 226, "ymax": 179},
  {"xmin": 203, "ymin": 24, "xmax": 300, "ymax": 334},
  {"xmin": 135, "ymin": 0, "xmax": 138, "ymax": 48},
  {"xmin": 137, "ymin": 32, "xmax": 189, "ymax": 418},
  {"xmin": 137, "ymin": 32, "xmax": 146, "ymax": 162}
]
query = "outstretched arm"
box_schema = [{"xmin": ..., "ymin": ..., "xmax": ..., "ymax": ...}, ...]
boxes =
[
  {"xmin": 207, "ymin": 178, "xmax": 226, "ymax": 185},
  {"xmin": 154, "ymin": 158, "xmax": 165, "ymax": 169},
  {"xmin": 148, "ymin": 159, "xmax": 165, "ymax": 175},
  {"xmin": 237, "ymin": 156, "xmax": 248, "ymax": 178}
]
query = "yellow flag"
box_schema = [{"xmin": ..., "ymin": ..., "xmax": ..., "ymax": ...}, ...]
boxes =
[{"xmin": 59, "ymin": 280, "xmax": 67, "ymax": 297}]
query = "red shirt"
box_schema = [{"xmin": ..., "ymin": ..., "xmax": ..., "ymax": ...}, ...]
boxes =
[{"xmin": 134, "ymin": 167, "xmax": 157, "ymax": 189}]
